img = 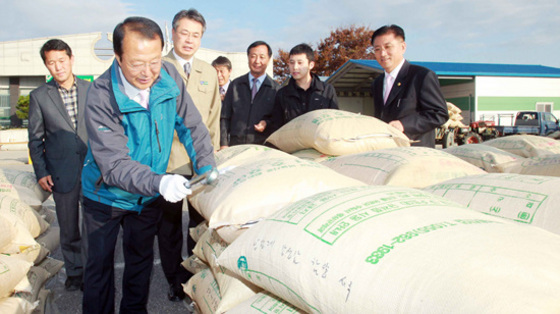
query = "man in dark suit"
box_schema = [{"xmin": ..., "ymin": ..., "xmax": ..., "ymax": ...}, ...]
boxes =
[
  {"xmin": 28, "ymin": 39, "xmax": 89, "ymax": 291},
  {"xmin": 220, "ymin": 41, "xmax": 279, "ymax": 148},
  {"xmin": 371, "ymin": 25, "xmax": 448, "ymax": 147}
]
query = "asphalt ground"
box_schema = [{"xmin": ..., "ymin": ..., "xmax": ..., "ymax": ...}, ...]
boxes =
[{"xmin": 1, "ymin": 150, "xmax": 192, "ymax": 313}]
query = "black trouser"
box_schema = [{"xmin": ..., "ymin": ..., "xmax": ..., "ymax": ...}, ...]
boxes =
[
  {"xmin": 52, "ymin": 181, "xmax": 85, "ymax": 278},
  {"xmin": 82, "ymin": 197, "xmax": 162, "ymax": 314},
  {"xmin": 156, "ymin": 197, "xmax": 205, "ymax": 285}
]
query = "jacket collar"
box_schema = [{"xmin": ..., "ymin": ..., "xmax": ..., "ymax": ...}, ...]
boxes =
[
  {"xmin": 385, "ymin": 60, "xmax": 410, "ymax": 106},
  {"xmin": 110, "ymin": 59, "xmax": 180, "ymax": 113}
]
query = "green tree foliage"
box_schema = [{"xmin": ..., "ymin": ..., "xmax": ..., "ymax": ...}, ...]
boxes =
[
  {"xmin": 274, "ymin": 25, "xmax": 375, "ymax": 83},
  {"xmin": 16, "ymin": 95, "xmax": 30, "ymax": 120}
]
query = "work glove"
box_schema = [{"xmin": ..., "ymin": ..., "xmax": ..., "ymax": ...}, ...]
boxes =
[{"xmin": 159, "ymin": 174, "xmax": 192, "ymax": 203}]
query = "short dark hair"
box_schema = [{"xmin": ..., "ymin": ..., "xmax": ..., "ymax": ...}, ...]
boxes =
[
  {"xmin": 371, "ymin": 24, "xmax": 405, "ymax": 45},
  {"xmin": 247, "ymin": 41, "xmax": 272, "ymax": 57},
  {"xmin": 172, "ymin": 9, "xmax": 206, "ymax": 34},
  {"xmin": 113, "ymin": 16, "xmax": 164, "ymax": 58},
  {"xmin": 289, "ymin": 43, "xmax": 315, "ymax": 62},
  {"xmin": 40, "ymin": 39, "xmax": 72, "ymax": 63},
  {"xmin": 211, "ymin": 56, "xmax": 232, "ymax": 70}
]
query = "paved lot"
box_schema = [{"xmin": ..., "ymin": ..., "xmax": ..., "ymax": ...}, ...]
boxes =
[{"xmin": 1, "ymin": 150, "xmax": 192, "ymax": 313}]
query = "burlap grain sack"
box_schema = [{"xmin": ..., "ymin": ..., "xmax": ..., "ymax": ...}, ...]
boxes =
[
  {"xmin": 446, "ymin": 102, "xmax": 461, "ymax": 114},
  {"xmin": 181, "ymin": 255, "xmax": 209, "ymax": 275},
  {"xmin": 423, "ymin": 173, "xmax": 560, "ymax": 235},
  {"xmin": 291, "ymin": 148, "xmax": 332, "ymax": 163},
  {"xmin": 34, "ymin": 227, "xmax": 60, "ymax": 264},
  {"xmin": 196, "ymin": 229, "xmax": 260, "ymax": 313},
  {"xmin": 482, "ymin": 135, "xmax": 560, "ymax": 157},
  {"xmin": 37, "ymin": 206, "xmax": 56, "ymax": 224},
  {"xmin": 0, "ymin": 194, "xmax": 49, "ymax": 237},
  {"xmin": 226, "ymin": 291, "xmax": 305, "ymax": 314},
  {"xmin": 189, "ymin": 221, "xmax": 208, "ymax": 244},
  {"xmin": 444, "ymin": 144, "xmax": 523, "ymax": 172},
  {"xmin": 0, "ymin": 255, "xmax": 33, "ymax": 298},
  {"xmin": 189, "ymin": 148, "xmax": 365, "ymax": 243},
  {"xmin": 496, "ymin": 154, "xmax": 560, "ymax": 176},
  {"xmin": 218, "ymin": 185, "xmax": 560, "ymax": 313},
  {"xmin": 36, "ymin": 257, "xmax": 64, "ymax": 279},
  {"xmin": 13, "ymin": 266, "xmax": 51, "ymax": 305},
  {"xmin": 0, "ymin": 168, "xmax": 50, "ymax": 209},
  {"xmin": 0, "ymin": 297, "xmax": 35, "ymax": 314},
  {"xmin": 183, "ymin": 268, "xmax": 221, "ymax": 314},
  {"xmin": 321, "ymin": 146, "xmax": 486, "ymax": 188},
  {"xmin": 34, "ymin": 288, "xmax": 52, "ymax": 314},
  {"xmin": 265, "ymin": 109, "xmax": 410, "ymax": 155}
]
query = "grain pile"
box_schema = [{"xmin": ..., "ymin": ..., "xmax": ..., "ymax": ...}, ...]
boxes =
[{"xmin": 0, "ymin": 168, "xmax": 62, "ymax": 313}]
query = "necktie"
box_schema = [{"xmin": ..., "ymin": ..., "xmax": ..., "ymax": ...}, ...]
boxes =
[
  {"xmin": 183, "ymin": 62, "xmax": 191, "ymax": 78},
  {"xmin": 220, "ymin": 86, "xmax": 226, "ymax": 97},
  {"xmin": 384, "ymin": 75, "xmax": 394, "ymax": 104},
  {"xmin": 251, "ymin": 78, "xmax": 258, "ymax": 101},
  {"xmin": 138, "ymin": 89, "xmax": 150, "ymax": 109}
]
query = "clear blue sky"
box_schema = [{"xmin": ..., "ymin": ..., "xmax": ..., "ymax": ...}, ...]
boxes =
[{"xmin": 1, "ymin": 0, "xmax": 559, "ymax": 68}]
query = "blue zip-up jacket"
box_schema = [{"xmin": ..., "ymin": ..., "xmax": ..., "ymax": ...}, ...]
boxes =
[{"xmin": 82, "ymin": 60, "xmax": 215, "ymax": 212}]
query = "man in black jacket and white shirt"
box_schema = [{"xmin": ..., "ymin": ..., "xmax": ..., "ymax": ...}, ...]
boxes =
[{"xmin": 258, "ymin": 43, "xmax": 339, "ymax": 133}]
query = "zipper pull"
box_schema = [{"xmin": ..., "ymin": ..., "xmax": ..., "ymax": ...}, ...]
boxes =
[{"xmin": 154, "ymin": 120, "xmax": 162, "ymax": 152}]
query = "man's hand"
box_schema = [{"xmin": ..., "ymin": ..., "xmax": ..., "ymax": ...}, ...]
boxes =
[
  {"xmin": 38, "ymin": 175, "xmax": 54, "ymax": 192},
  {"xmin": 159, "ymin": 174, "xmax": 192, "ymax": 203},
  {"xmin": 389, "ymin": 120, "xmax": 404, "ymax": 132},
  {"xmin": 254, "ymin": 120, "xmax": 267, "ymax": 133},
  {"xmin": 219, "ymin": 145, "xmax": 229, "ymax": 151}
]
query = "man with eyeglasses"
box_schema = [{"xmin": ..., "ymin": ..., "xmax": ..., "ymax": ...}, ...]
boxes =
[
  {"xmin": 371, "ymin": 24, "xmax": 448, "ymax": 148},
  {"xmin": 159, "ymin": 8, "xmax": 222, "ymax": 303},
  {"xmin": 81, "ymin": 16, "xmax": 215, "ymax": 313}
]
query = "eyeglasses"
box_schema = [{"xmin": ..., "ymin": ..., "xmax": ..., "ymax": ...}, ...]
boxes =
[{"xmin": 124, "ymin": 58, "xmax": 162, "ymax": 73}]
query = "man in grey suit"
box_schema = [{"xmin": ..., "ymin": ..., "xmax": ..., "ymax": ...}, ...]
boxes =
[{"xmin": 28, "ymin": 39, "xmax": 90, "ymax": 291}]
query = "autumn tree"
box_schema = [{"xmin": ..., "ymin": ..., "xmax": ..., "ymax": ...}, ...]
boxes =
[{"xmin": 274, "ymin": 25, "xmax": 374, "ymax": 83}]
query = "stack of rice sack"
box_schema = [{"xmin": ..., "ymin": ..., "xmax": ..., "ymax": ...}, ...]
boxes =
[
  {"xmin": 216, "ymin": 185, "xmax": 560, "ymax": 313},
  {"xmin": 0, "ymin": 169, "xmax": 63, "ymax": 313},
  {"xmin": 441, "ymin": 102, "xmax": 467, "ymax": 129},
  {"xmin": 320, "ymin": 147, "xmax": 487, "ymax": 188},
  {"xmin": 443, "ymin": 144, "xmax": 523, "ymax": 172},
  {"xmin": 423, "ymin": 173, "xmax": 560, "ymax": 235},
  {"xmin": 182, "ymin": 144, "xmax": 366, "ymax": 312},
  {"xmin": 478, "ymin": 135, "xmax": 560, "ymax": 175}
]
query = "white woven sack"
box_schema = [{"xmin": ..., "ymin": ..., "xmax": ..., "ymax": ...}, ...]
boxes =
[
  {"xmin": 183, "ymin": 268, "xmax": 221, "ymax": 314},
  {"xmin": 321, "ymin": 147, "xmax": 486, "ymax": 188},
  {"xmin": 291, "ymin": 148, "xmax": 332, "ymax": 163},
  {"xmin": 444, "ymin": 144, "xmax": 523, "ymax": 172},
  {"xmin": 0, "ymin": 194, "xmax": 49, "ymax": 237},
  {"xmin": 198, "ymin": 229, "xmax": 260, "ymax": 313},
  {"xmin": 482, "ymin": 135, "xmax": 560, "ymax": 157},
  {"xmin": 214, "ymin": 144, "xmax": 273, "ymax": 165},
  {"xmin": 189, "ymin": 148, "xmax": 365, "ymax": 243},
  {"xmin": 0, "ymin": 168, "xmax": 50, "ymax": 209},
  {"xmin": 0, "ymin": 297, "xmax": 36, "ymax": 314},
  {"xmin": 218, "ymin": 185, "xmax": 560, "ymax": 313},
  {"xmin": 226, "ymin": 291, "xmax": 305, "ymax": 314},
  {"xmin": 0, "ymin": 255, "xmax": 33, "ymax": 298},
  {"xmin": 423, "ymin": 173, "xmax": 560, "ymax": 235},
  {"xmin": 265, "ymin": 109, "xmax": 410, "ymax": 155},
  {"xmin": 0, "ymin": 213, "xmax": 40, "ymax": 263},
  {"xmin": 0, "ymin": 215, "xmax": 15, "ymax": 252},
  {"xmin": 497, "ymin": 154, "xmax": 560, "ymax": 176}
]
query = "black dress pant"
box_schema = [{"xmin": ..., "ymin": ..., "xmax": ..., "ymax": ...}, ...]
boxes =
[
  {"xmin": 156, "ymin": 197, "xmax": 205, "ymax": 285},
  {"xmin": 82, "ymin": 197, "xmax": 162, "ymax": 314}
]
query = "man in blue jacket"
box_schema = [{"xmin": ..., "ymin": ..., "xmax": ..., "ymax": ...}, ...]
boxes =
[{"xmin": 81, "ymin": 16, "xmax": 215, "ymax": 313}]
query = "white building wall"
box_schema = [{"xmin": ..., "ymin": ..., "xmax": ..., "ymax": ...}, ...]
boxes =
[{"xmin": 474, "ymin": 76, "xmax": 560, "ymax": 125}]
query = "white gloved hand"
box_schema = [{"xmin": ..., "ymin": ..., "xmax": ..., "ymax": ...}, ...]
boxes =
[{"xmin": 159, "ymin": 174, "xmax": 192, "ymax": 203}]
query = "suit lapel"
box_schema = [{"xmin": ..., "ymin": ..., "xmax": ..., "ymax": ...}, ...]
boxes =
[
  {"xmin": 165, "ymin": 51, "xmax": 189, "ymax": 83},
  {"xmin": 46, "ymin": 81, "xmax": 75, "ymax": 130},
  {"xmin": 385, "ymin": 60, "xmax": 410, "ymax": 106}
]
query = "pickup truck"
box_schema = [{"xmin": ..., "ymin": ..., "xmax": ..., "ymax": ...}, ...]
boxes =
[{"xmin": 494, "ymin": 111, "xmax": 560, "ymax": 137}]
